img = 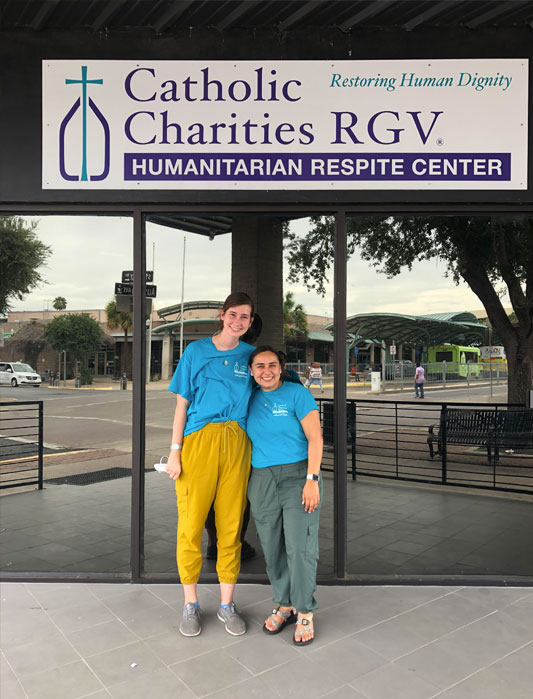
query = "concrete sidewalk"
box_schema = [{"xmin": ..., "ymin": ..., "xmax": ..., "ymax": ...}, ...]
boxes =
[{"xmin": 2, "ymin": 581, "xmax": 532, "ymax": 698}]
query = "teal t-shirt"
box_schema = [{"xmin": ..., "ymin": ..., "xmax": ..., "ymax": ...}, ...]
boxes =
[
  {"xmin": 247, "ymin": 381, "xmax": 318, "ymax": 468},
  {"xmin": 168, "ymin": 337, "xmax": 254, "ymax": 436}
]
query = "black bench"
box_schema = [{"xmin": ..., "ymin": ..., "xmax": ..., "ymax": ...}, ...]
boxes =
[{"xmin": 427, "ymin": 407, "xmax": 533, "ymax": 464}]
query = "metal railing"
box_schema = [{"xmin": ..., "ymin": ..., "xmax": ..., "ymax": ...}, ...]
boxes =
[
  {"xmin": 0, "ymin": 401, "xmax": 43, "ymax": 490},
  {"xmin": 286, "ymin": 362, "xmax": 335, "ymax": 377},
  {"xmin": 316, "ymin": 398, "xmax": 532, "ymax": 495},
  {"xmin": 286, "ymin": 361, "xmax": 508, "ymax": 390},
  {"xmin": 379, "ymin": 361, "xmax": 508, "ymax": 390}
]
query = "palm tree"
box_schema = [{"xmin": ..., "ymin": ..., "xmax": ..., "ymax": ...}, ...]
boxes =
[
  {"xmin": 52, "ymin": 296, "xmax": 67, "ymax": 310},
  {"xmin": 105, "ymin": 300, "xmax": 133, "ymax": 378},
  {"xmin": 283, "ymin": 291, "xmax": 308, "ymax": 340}
]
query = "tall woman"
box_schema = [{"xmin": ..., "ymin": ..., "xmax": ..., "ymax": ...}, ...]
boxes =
[
  {"xmin": 247, "ymin": 346, "xmax": 323, "ymax": 645},
  {"xmin": 166, "ymin": 292, "xmax": 255, "ymax": 637}
]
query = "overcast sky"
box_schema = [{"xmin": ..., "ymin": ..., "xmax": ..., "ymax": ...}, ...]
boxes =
[{"xmin": 12, "ymin": 215, "xmax": 492, "ymax": 319}]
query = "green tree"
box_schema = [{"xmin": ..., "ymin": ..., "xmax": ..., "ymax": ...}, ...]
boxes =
[
  {"xmin": 0, "ymin": 217, "xmax": 51, "ymax": 314},
  {"xmin": 52, "ymin": 296, "xmax": 67, "ymax": 310},
  {"xmin": 105, "ymin": 300, "xmax": 133, "ymax": 378},
  {"xmin": 283, "ymin": 291, "xmax": 308, "ymax": 340},
  {"xmin": 285, "ymin": 215, "xmax": 533, "ymax": 405},
  {"xmin": 44, "ymin": 314, "xmax": 103, "ymax": 369}
]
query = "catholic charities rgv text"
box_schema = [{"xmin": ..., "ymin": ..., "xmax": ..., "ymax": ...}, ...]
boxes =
[{"xmin": 42, "ymin": 58, "xmax": 528, "ymax": 190}]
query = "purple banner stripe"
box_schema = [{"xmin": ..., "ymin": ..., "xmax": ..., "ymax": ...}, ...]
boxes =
[{"xmin": 124, "ymin": 153, "xmax": 511, "ymax": 181}]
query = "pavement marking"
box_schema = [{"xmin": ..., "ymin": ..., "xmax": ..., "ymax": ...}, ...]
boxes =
[
  {"xmin": 46, "ymin": 414, "xmax": 133, "ymax": 426},
  {"xmin": 46, "ymin": 385, "xmax": 114, "ymax": 391},
  {"xmin": 0, "ymin": 435, "xmax": 63, "ymax": 449},
  {"xmin": 0, "ymin": 449, "xmax": 89, "ymax": 466},
  {"xmin": 45, "ymin": 414, "xmax": 169, "ymax": 429},
  {"xmin": 58, "ymin": 399, "xmax": 134, "ymax": 409},
  {"xmin": 61, "ymin": 395, "xmax": 163, "ymax": 409}
]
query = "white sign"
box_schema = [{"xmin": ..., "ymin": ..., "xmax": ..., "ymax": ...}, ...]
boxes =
[
  {"xmin": 480, "ymin": 346, "xmax": 506, "ymax": 359},
  {"xmin": 389, "ymin": 345, "xmax": 397, "ymax": 356},
  {"xmin": 42, "ymin": 59, "xmax": 528, "ymax": 190}
]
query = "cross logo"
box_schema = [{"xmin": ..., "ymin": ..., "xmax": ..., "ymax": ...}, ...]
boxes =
[{"xmin": 59, "ymin": 65, "xmax": 110, "ymax": 181}]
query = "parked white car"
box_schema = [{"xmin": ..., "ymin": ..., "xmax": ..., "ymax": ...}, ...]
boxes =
[{"xmin": 0, "ymin": 362, "xmax": 41, "ymax": 387}]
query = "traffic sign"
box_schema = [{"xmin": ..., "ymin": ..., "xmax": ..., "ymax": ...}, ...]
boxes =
[
  {"xmin": 115, "ymin": 296, "xmax": 153, "ymax": 314},
  {"xmin": 115, "ymin": 282, "xmax": 157, "ymax": 298},
  {"xmin": 121, "ymin": 270, "xmax": 154, "ymax": 284},
  {"xmin": 389, "ymin": 345, "xmax": 396, "ymax": 356}
]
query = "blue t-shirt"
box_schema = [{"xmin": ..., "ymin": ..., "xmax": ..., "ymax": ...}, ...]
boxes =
[
  {"xmin": 247, "ymin": 381, "xmax": 318, "ymax": 468},
  {"xmin": 168, "ymin": 337, "xmax": 254, "ymax": 436}
]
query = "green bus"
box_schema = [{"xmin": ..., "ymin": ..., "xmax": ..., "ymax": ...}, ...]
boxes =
[{"xmin": 427, "ymin": 345, "xmax": 482, "ymax": 378}]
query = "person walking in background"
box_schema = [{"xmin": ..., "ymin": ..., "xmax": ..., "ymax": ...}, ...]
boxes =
[
  {"xmin": 414, "ymin": 361, "xmax": 425, "ymax": 398},
  {"xmin": 247, "ymin": 346, "xmax": 323, "ymax": 646},
  {"xmin": 305, "ymin": 361, "xmax": 324, "ymax": 393},
  {"xmin": 166, "ymin": 292, "xmax": 255, "ymax": 638}
]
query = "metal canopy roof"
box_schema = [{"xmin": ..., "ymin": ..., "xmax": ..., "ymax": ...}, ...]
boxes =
[
  {"xmin": 308, "ymin": 330, "xmax": 334, "ymax": 343},
  {"xmin": 146, "ymin": 215, "xmax": 233, "ymax": 239},
  {"xmin": 146, "ymin": 213, "xmax": 307, "ymax": 238},
  {"xmin": 153, "ymin": 317, "xmax": 217, "ymax": 333},
  {"xmin": 157, "ymin": 299, "xmax": 223, "ymax": 318},
  {"xmin": 346, "ymin": 311, "xmax": 487, "ymax": 346},
  {"xmin": 2, "ymin": 1, "xmax": 532, "ymax": 33}
]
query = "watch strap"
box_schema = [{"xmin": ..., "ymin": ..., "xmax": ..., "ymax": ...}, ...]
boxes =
[
  {"xmin": 170, "ymin": 443, "xmax": 182, "ymax": 450},
  {"xmin": 306, "ymin": 473, "xmax": 319, "ymax": 481}
]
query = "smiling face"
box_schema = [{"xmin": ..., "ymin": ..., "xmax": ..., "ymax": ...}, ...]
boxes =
[
  {"xmin": 220, "ymin": 304, "xmax": 253, "ymax": 340},
  {"xmin": 250, "ymin": 351, "xmax": 283, "ymax": 392}
]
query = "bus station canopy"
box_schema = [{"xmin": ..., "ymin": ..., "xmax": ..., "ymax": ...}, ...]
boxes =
[
  {"xmin": 345, "ymin": 312, "xmax": 487, "ymax": 347},
  {"xmin": 157, "ymin": 300, "xmax": 223, "ymax": 320},
  {"xmin": 153, "ymin": 318, "xmax": 217, "ymax": 334}
]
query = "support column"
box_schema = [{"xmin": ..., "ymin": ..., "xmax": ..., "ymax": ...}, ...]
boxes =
[
  {"xmin": 333, "ymin": 210, "xmax": 347, "ymax": 579},
  {"xmin": 132, "ymin": 210, "xmax": 145, "ymax": 581},
  {"xmin": 231, "ymin": 216, "xmax": 283, "ymax": 348}
]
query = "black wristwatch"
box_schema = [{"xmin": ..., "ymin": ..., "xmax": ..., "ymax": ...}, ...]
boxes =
[{"xmin": 306, "ymin": 473, "xmax": 319, "ymax": 482}]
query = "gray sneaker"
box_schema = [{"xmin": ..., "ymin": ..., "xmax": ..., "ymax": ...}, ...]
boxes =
[
  {"xmin": 179, "ymin": 603, "xmax": 201, "ymax": 637},
  {"xmin": 217, "ymin": 602, "xmax": 246, "ymax": 636}
]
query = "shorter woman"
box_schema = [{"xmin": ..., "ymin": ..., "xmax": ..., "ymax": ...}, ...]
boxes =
[{"xmin": 247, "ymin": 346, "xmax": 323, "ymax": 645}]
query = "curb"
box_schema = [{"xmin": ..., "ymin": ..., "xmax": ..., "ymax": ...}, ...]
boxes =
[{"xmin": 45, "ymin": 385, "xmax": 117, "ymax": 391}]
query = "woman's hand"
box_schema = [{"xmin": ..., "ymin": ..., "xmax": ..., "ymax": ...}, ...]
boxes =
[
  {"xmin": 302, "ymin": 481, "xmax": 320, "ymax": 513},
  {"xmin": 166, "ymin": 450, "xmax": 182, "ymax": 480}
]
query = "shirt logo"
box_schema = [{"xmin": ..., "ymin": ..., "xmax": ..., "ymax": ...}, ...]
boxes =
[
  {"xmin": 272, "ymin": 403, "xmax": 288, "ymax": 416},
  {"xmin": 233, "ymin": 362, "xmax": 249, "ymax": 378}
]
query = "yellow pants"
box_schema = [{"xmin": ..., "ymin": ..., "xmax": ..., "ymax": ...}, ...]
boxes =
[{"xmin": 176, "ymin": 421, "xmax": 251, "ymax": 585}]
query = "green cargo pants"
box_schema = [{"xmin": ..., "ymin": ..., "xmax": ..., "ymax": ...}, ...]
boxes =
[{"xmin": 247, "ymin": 460, "xmax": 321, "ymax": 613}]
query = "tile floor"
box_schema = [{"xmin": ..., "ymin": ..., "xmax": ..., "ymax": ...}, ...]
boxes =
[
  {"xmin": 2, "ymin": 474, "xmax": 533, "ymax": 577},
  {"xmin": 2, "ymin": 582, "xmax": 533, "ymax": 698}
]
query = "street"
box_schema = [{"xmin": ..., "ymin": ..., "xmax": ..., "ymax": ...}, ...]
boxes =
[{"xmin": 0, "ymin": 381, "xmax": 508, "ymax": 458}]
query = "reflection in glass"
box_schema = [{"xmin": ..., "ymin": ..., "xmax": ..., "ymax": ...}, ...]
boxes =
[
  {"xmin": 144, "ymin": 215, "xmax": 334, "ymax": 580},
  {"xmin": 342, "ymin": 213, "xmax": 533, "ymax": 578},
  {"xmin": 0, "ymin": 215, "xmax": 133, "ymax": 573}
]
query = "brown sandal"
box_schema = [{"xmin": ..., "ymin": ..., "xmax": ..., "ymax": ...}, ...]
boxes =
[{"xmin": 263, "ymin": 606, "xmax": 296, "ymax": 635}]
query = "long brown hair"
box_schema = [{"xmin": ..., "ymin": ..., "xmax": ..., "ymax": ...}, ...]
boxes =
[{"xmin": 217, "ymin": 292, "xmax": 254, "ymax": 332}]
